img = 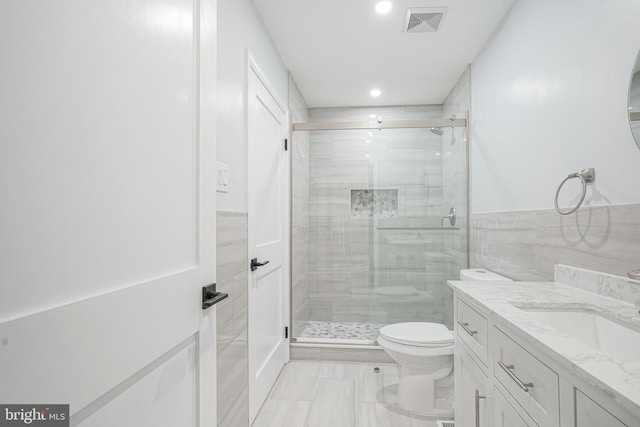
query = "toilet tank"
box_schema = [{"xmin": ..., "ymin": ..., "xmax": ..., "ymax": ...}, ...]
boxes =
[{"xmin": 459, "ymin": 268, "xmax": 513, "ymax": 281}]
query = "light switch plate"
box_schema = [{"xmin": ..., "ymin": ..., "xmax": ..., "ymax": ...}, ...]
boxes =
[{"xmin": 216, "ymin": 161, "xmax": 229, "ymax": 193}]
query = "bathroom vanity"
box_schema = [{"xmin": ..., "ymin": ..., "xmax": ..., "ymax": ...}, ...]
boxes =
[{"xmin": 449, "ymin": 269, "xmax": 640, "ymax": 427}]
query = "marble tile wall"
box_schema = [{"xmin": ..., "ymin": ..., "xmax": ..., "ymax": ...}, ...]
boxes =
[
  {"xmin": 470, "ymin": 203, "xmax": 640, "ymax": 281},
  {"xmin": 290, "ymin": 75, "xmax": 311, "ymax": 338},
  {"xmin": 306, "ymin": 105, "xmax": 452, "ymax": 325},
  {"xmin": 216, "ymin": 211, "xmax": 249, "ymax": 427}
]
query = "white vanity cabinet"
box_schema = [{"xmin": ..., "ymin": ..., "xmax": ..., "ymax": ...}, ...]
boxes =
[
  {"xmin": 454, "ymin": 342, "xmax": 491, "ymax": 427},
  {"xmin": 575, "ymin": 390, "xmax": 627, "ymax": 427},
  {"xmin": 494, "ymin": 386, "xmax": 535, "ymax": 427},
  {"xmin": 452, "ymin": 294, "xmax": 638, "ymax": 427},
  {"xmin": 454, "ymin": 298, "xmax": 491, "ymax": 427}
]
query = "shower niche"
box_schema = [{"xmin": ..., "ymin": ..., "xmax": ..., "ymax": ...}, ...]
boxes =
[
  {"xmin": 351, "ymin": 189, "xmax": 398, "ymax": 218},
  {"xmin": 290, "ymin": 107, "xmax": 468, "ymax": 345}
]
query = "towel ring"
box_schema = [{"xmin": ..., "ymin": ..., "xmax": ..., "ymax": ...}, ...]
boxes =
[{"xmin": 554, "ymin": 168, "xmax": 595, "ymax": 215}]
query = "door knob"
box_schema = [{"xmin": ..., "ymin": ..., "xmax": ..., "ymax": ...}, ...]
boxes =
[
  {"xmin": 202, "ymin": 283, "xmax": 228, "ymax": 310},
  {"xmin": 250, "ymin": 258, "xmax": 270, "ymax": 272}
]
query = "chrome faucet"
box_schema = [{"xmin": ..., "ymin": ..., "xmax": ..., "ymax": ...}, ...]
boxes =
[
  {"xmin": 441, "ymin": 207, "xmax": 456, "ymax": 227},
  {"xmin": 628, "ymin": 269, "xmax": 640, "ymax": 281}
]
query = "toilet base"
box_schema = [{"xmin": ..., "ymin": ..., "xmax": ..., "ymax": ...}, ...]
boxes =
[{"xmin": 396, "ymin": 368, "xmax": 454, "ymax": 417}]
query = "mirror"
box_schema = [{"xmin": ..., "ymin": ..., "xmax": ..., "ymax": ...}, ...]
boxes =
[{"xmin": 629, "ymin": 51, "xmax": 640, "ymax": 148}]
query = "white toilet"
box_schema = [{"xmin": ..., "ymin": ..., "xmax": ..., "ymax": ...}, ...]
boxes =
[
  {"xmin": 378, "ymin": 322, "xmax": 455, "ymax": 416},
  {"xmin": 377, "ymin": 268, "xmax": 512, "ymax": 416}
]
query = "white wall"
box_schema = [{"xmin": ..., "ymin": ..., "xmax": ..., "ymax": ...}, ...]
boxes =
[
  {"xmin": 217, "ymin": 0, "xmax": 288, "ymax": 212},
  {"xmin": 471, "ymin": 0, "xmax": 640, "ymax": 213}
]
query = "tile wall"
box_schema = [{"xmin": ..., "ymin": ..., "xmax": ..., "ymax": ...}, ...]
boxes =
[
  {"xmin": 303, "ymin": 105, "xmax": 459, "ymax": 327},
  {"xmin": 470, "ymin": 203, "xmax": 640, "ymax": 281},
  {"xmin": 216, "ymin": 211, "xmax": 249, "ymax": 427}
]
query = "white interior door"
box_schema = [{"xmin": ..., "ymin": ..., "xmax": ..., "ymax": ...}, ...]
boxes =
[
  {"xmin": 247, "ymin": 56, "xmax": 290, "ymax": 422},
  {"xmin": 0, "ymin": 1, "xmax": 218, "ymax": 426}
]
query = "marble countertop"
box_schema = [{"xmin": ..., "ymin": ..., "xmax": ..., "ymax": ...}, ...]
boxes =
[{"xmin": 448, "ymin": 279, "xmax": 640, "ymax": 419}]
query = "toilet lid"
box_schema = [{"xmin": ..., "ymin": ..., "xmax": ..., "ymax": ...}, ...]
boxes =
[{"xmin": 379, "ymin": 322, "xmax": 454, "ymax": 347}]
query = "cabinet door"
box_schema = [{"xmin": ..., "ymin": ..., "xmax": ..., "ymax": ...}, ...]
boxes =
[
  {"xmin": 494, "ymin": 387, "xmax": 533, "ymax": 427},
  {"xmin": 455, "ymin": 343, "xmax": 491, "ymax": 427},
  {"xmin": 576, "ymin": 390, "xmax": 627, "ymax": 427}
]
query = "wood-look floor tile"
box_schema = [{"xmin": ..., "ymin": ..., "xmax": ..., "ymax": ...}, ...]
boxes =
[
  {"xmin": 358, "ymin": 403, "xmax": 412, "ymax": 427},
  {"xmin": 268, "ymin": 361, "xmax": 321, "ymax": 401},
  {"xmin": 253, "ymin": 361, "xmax": 431, "ymax": 427},
  {"xmin": 319, "ymin": 362, "xmax": 359, "ymax": 379},
  {"xmin": 252, "ymin": 400, "xmax": 309, "ymax": 427},
  {"xmin": 305, "ymin": 378, "xmax": 357, "ymax": 427},
  {"xmin": 357, "ymin": 364, "xmax": 384, "ymax": 403}
]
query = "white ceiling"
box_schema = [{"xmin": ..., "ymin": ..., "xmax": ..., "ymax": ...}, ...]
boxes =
[{"xmin": 252, "ymin": 0, "xmax": 515, "ymax": 107}]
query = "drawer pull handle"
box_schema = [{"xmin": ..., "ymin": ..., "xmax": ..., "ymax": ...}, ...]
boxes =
[
  {"xmin": 457, "ymin": 321, "xmax": 478, "ymax": 336},
  {"xmin": 498, "ymin": 361, "xmax": 533, "ymax": 392},
  {"xmin": 475, "ymin": 389, "xmax": 486, "ymax": 427}
]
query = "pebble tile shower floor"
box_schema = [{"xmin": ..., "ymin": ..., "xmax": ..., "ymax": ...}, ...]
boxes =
[{"xmin": 299, "ymin": 321, "xmax": 387, "ymax": 342}]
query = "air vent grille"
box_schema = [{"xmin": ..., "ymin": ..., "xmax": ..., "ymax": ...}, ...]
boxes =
[
  {"xmin": 436, "ymin": 421, "xmax": 455, "ymax": 427},
  {"xmin": 405, "ymin": 7, "xmax": 447, "ymax": 33}
]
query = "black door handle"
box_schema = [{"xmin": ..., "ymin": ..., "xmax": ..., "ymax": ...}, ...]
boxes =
[
  {"xmin": 250, "ymin": 258, "xmax": 270, "ymax": 271},
  {"xmin": 202, "ymin": 283, "xmax": 228, "ymax": 310}
]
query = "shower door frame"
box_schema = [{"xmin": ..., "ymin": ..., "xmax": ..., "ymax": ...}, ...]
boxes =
[
  {"xmin": 292, "ymin": 118, "xmax": 467, "ymax": 132},
  {"xmin": 289, "ymin": 116, "xmax": 470, "ymax": 344}
]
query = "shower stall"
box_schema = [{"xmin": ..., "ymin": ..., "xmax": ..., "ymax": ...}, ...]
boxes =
[{"xmin": 290, "ymin": 106, "xmax": 468, "ymax": 346}]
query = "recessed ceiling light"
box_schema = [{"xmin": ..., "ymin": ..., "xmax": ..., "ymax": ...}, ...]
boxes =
[
  {"xmin": 370, "ymin": 88, "xmax": 382, "ymax": 97},
  {"xmin": 375, "ymin": 1, "xmax": 393, "ymax": 14}
]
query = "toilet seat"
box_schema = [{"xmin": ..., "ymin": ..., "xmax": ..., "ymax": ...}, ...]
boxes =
[{"xmin": 379, "ymin": 322, "xmax": 454, "ymax": 347}]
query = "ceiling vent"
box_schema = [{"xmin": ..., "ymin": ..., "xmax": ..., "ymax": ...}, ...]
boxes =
[{"xmin": 404, "ymin": 7, "xmax": 447, "ymax": 33}]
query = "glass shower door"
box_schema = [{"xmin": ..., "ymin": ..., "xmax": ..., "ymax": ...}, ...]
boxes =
[{"xmin": 291, "ymin": 116, "xmax": 468, "ymax": 343}]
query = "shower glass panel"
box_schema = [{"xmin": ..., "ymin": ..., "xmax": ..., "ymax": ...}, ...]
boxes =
[{"xmin": 291, "ymin": 114, "xmax": 468, "ymax": 345}]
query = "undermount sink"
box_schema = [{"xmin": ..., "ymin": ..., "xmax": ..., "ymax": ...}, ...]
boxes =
[{"xmin": 517, "ymin": 306, "xmax": 640, "ymax": 363}]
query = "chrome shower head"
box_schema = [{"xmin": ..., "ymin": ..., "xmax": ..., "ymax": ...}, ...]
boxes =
[{"xmin": 430, "ymin": 127, "xmax": 443, "ymax": 136}]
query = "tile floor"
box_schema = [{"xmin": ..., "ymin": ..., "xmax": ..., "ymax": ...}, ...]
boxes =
[{"xmin": 253, "ymin": 360, "xmax": 448, "ymax": 427}]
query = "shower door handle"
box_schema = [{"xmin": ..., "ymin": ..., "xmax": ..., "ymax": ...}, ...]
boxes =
[
  {"xmin": 250, "ymin": 258, "xmax": 270, "ymax": 272},
  {"xmin": 441, "ymin": 207, "xmax": 456, "ymax": 226}
]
